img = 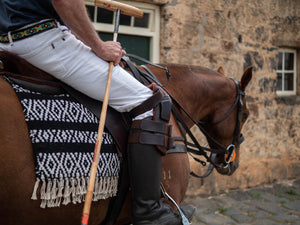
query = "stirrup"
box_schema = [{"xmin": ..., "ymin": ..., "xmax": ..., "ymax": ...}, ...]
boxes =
[{"xmin": 160, "ymin": 185, "xmax": 191, "ymax": 225}]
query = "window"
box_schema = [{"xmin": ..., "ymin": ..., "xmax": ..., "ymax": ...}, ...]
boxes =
[
  {"xmin": 84, "ymin": 0, "xmax": 160, "ymax": 63},
  {"xmin": 276, "ymin": 49, "xmax": 297, "ymax": 96}
]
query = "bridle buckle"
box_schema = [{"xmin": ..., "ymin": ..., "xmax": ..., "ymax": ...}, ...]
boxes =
[{"xmin": 225, "ymin": 144, "xmax": 236, "ymax": 164}]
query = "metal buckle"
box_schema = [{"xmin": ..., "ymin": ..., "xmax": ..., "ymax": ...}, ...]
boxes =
[{"xmin": 225, "ymin": 144, "xmax": 235, "ymax": 164}]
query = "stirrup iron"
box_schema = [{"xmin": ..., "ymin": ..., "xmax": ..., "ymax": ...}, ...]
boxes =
[{"xmin": 161, "ymin": 188, "xmax": 191, "ymax": 225}]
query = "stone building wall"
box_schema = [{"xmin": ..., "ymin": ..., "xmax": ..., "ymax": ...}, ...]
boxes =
[{"xmin": 134, "ymin": 0, "xmax": 300, "ymax": 194}]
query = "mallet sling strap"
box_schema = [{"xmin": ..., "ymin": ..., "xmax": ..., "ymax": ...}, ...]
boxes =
[{"xmin": 0, "ymin": 19, "xmax": 57, "ymax": 43}]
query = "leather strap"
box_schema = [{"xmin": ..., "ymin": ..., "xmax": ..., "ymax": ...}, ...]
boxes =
[
  {"xmin": 124, "ymin": 53, "xmax": 171, "ymax": 87},
  {"xmin": 128, "ymin": 132, "xmax": 174, "ymax": 150},
  {"xmin": 129, "ymin": 88, "xmax": 164, "ymax": 118},
  {"xmin": 167, "ymin": 144, "xmax": 187, "ymax": 154},
  {"xmin": 121, "ymin": 55, "xmax": 146, "ymax": 85},
  {"xmin": 131, "ymin": 119, "xmax": 171, "ymax": 135}
]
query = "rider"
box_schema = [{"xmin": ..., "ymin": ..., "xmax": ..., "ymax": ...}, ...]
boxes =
[{"xmin": 0, "ymin": 0, "xmax": 187, "ymax": 224}]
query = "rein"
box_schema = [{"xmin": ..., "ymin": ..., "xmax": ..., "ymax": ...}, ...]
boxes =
[
  {"xmin": 168, "ymin": 80, "xmax": 245, "ymax": 177},
  {"xmin": 123, "ymin": 54, "xmax": 245, "ymax": 178}
]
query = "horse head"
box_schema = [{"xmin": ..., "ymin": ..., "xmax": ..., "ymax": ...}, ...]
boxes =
[
  {"xmin": 200, "ymin": 66, "xmax": 253, "ymax": 175},
  {"xmin": 141, "ymin": 63, "xmax": 253, "ymax": 177}
]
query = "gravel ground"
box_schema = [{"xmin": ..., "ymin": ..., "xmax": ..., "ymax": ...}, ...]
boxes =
[{"xmin": 183, "ymin": 179, "xmax": 300, "ymax": 225}]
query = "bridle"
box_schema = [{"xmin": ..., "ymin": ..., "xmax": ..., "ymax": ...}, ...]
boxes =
[
  {"xmin": 169, "ymin": 78, "xmax": 245, "ymax": 177},
  {"xmin": 122, "ymin": 54, "xmax": 246, "ymax": 178},
  {"xmin": 197, "ymin": 78, "xmax": 245, "ymax": 162}
]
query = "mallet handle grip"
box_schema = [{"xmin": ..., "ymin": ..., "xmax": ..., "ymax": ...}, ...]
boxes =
[{"xmin": 95, "ymin": 0, "xmax": 143, "ymax": 18}]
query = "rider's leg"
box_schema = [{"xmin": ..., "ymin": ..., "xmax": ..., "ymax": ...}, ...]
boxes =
[
  {"xmin": 0, "ymin": 23, "xmax": 153, "ymax": 115},
  {"xmin": 127, "ymin": 85, "xmax": 182, "ymax": 225}
]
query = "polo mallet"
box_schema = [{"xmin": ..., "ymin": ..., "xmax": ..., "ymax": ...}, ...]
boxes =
[{"xmin": 81, "ymin": 1, "xmax": 143, "ymax": 225}]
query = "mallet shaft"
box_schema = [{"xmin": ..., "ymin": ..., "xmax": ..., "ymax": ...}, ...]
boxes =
[{"xmin": 81, "ymin": 9, "xmax": 121, "ymax": 225}]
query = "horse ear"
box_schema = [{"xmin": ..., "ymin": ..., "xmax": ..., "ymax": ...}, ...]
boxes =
[
  {"xmin": 217, "ymin": 66, "xmax": 225, "ymax": 75},
  {"xmin": 240, "ymin": 66, "xmax": 253, "ymax": 91}
]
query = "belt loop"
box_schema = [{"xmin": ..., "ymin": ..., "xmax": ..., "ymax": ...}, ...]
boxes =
[
  {"xmin": 56, "ymin": 20, "xmax": 64, "ymax": 31},
  {"xmin": 56, "ymin": 20, "xmax": 61, "ymax": 27},
  {"xmin": 56, "ymin": 20, "xmax": 69, "ymax": 34},
  {"xmin": 8, "ymin": 31, "xmax": 14, "ymax": 46}
]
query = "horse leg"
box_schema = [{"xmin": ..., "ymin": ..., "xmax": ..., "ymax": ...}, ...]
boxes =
[
  {"xmin": 162, "ymin": 154, "xmax": 190, "ymax": 205},
  {"xmin": 162, "ymin": 114, "xmax": 190, "ymax": 206}
]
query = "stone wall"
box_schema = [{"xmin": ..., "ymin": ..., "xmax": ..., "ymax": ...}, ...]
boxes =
[{"xmin": 134, "ymin": 0, "xmax": 300, "ymax": 194}]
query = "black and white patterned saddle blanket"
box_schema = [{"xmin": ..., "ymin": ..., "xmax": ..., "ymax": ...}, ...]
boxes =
[{"xmin": 3, "ymin": 76, "xmax": 121, "ymax": 208}]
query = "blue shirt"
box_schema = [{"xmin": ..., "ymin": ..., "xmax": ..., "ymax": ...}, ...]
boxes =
[{"xmin": 0, "ymin": 0, "xmax": 61, "ymax": 34}]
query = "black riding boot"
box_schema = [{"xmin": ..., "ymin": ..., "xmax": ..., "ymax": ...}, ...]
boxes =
[
  {"xmin": 127, "ymin": 85, "xmax": 183, "ymax": 225},
  {"xmin": 128, "ymin": 137, "xmax": 182, "ymax": 225}
]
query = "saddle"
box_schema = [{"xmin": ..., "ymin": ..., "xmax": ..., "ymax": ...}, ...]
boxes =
[{"xmin": 0, "ymin": 51, "xmax": 130, "ymax": 156}]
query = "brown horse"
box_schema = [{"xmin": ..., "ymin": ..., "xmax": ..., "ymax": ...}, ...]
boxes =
[{"xmin": 0, "ymin": 54, "xmax": 252, "ymax": 225}]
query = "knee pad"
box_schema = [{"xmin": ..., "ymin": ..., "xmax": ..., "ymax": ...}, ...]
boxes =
[
  {"xmin": 128, "ymin": 83, "xmax": 174, "ymax": 154},
  {"xmin": 129, "ymin": 83, "xmax": 172, "ymax": 123}
]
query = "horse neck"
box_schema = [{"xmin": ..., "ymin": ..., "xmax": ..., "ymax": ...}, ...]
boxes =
[{"xmin": 160, "ymin": 65, "xmax": 236, "ymax": 128}]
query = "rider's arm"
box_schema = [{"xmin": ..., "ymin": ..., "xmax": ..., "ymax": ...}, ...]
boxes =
[{"xmin": 52, "ymin": 0, "xmax": 123, "ymax": 65}]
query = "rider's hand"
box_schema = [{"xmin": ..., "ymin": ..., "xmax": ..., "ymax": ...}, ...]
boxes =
[{"xmin": 94, "ymin": 41, "xmax": 126, "ymax": 66}]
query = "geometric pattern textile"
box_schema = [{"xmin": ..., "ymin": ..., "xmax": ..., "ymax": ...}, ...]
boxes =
[
  {"xmin": 3, "ymin": 76, "xmax": 120, "ymax": 208},
  {"xmin": 0, "ymin": 20, "xmax": 57, "ymax": 43}
]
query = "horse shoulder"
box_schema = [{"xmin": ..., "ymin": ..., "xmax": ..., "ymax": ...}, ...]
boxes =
[
  {"xmin": 0, "ymin": 76, "xmax": 41, "ymax": 222},
  {"xmin": 0, "ymin": 76, "xmax": 32, "ymax": 151}
]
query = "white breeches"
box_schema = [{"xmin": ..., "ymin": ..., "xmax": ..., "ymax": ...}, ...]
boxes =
[{"xmin": 0, "ymin": 23, "xmax": 153, "ymax": 119}]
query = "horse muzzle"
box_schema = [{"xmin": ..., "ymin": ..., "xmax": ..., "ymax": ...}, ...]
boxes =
[
  {"xmin": 216, "ymin": 133, "xmax": 244, "ymax": 175},
  {"xmin": 212, "ymin": 143, "xmax": 241, "ymax": 176},
  {"xmin": 216, "ymin": 161, "xmax": 239, "ymax": 175}
]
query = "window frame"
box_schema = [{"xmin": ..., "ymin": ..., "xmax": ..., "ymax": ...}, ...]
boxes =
[
  {"xmin": 84, "ymin": 0, "xmax": 160, "ymax": 63},
  {"xmin": 276, "ymin": 48, "xmax": 297, "ymax": 96}
]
